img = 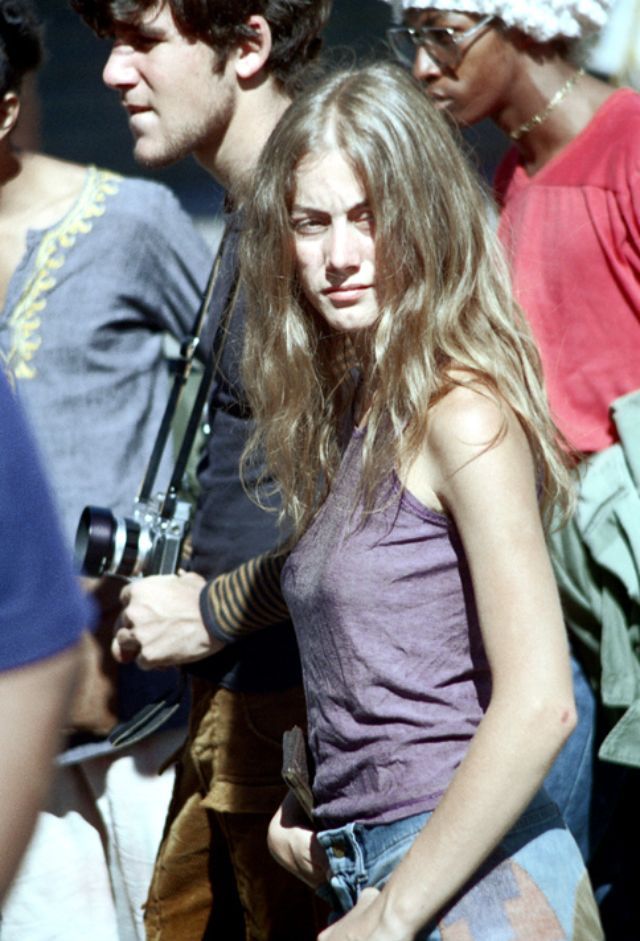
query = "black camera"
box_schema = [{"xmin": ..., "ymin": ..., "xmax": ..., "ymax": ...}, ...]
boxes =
[{"xmin": 75, "ymin": 493, "xmax": 192, "ymax": 578}]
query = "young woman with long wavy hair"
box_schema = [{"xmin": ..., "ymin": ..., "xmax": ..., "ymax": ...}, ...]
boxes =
[{"xmin": 240, "ymin": 62, "xmax": 601, "ymax": 941}]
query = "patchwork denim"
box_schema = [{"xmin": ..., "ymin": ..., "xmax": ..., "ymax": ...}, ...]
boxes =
[{"xmin": 316, "ymin": 791, "xmax": 603, "ymax": 940}]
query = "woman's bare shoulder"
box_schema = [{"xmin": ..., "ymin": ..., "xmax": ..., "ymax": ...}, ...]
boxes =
[{"xmin": 428, "ymin": 379, "xmax": 509, "ymax": 457}]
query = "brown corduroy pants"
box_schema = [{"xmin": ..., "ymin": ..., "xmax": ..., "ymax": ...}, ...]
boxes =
[{"xmin": 144, "ymin": 681, "xmax": 325, "ymax": 941}]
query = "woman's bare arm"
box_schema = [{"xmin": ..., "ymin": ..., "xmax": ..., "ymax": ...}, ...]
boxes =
[{"xmin": 321, "ymin": 387, "xmax": 575, "ymax": 941}]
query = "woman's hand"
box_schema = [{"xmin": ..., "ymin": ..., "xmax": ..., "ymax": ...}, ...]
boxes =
[
  {"xmin": 267, "ymin": 791, "xmax": 329, "ymax": 889},
  {"xmin": 319, "ymin": 887, "xmax": 415, "ymax": 941}
]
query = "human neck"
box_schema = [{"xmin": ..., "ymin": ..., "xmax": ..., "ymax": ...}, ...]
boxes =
[
  {"xmin": 496, "ymin": 57, "xmax": 614, "ymax": 174},
  {"xmin": 199, "ymin": 76, "xmax": 291, "ymax": 198},
  {"xmin": 508, "ymin": 67, "xmax": 585, "ymax": 142},
  {"xmin": 0, "ymin": 143, "xmax": 23, "ymax": 199},
  {"xmin": 0, "ymin": 148, "xmax": 86, "ymax": 224},
  {"xmin": 0, "ymin": 148, "xmax": 86, "ymax": 307}
]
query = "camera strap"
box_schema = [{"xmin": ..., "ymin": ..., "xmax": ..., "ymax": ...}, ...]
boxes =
[
  {"xmin": 109, "ymin": 221, "xmax": 241, "ymax": 751},
  {"xmin": 137, "ymin": 222, "xmax": 236, "ymax": 511},
  {"xmin": 161, "ymin": 259, "xmax": 240, "ymax": 520}
]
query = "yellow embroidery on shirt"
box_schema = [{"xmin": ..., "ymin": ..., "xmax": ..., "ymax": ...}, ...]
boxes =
[{"xmin": 1, "ymin": 167, "xmax": 122, "ymax": 382}]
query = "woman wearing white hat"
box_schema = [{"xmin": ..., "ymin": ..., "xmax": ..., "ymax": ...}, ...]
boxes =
[{"xmin": 384, "ymin": 0, "xmax": 639, "ymax": 514}]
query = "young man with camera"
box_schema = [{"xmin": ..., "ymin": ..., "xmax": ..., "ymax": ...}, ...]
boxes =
[
  {"xmin": 73, "ymin": 1, "xmax": 333, "ymax": 938},
  {"xmin": 0, "ymin": 4, "xmax": 211, "ymax": 940}
]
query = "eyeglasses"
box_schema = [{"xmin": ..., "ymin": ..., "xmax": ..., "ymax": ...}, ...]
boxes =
[{"xmin": 386, "ymin": 15, "xmax": 494, "ymax": 70}]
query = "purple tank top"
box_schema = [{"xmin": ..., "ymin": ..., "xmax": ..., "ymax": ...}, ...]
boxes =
[{"xmin": 281, "ymin": 430, "xmax": 492, "ymax": 828}]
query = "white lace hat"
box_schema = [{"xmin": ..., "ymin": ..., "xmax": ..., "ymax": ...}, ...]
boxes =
[{"xmin": 386, "ymin": 0, "xmax": 613, "ymax": 41}]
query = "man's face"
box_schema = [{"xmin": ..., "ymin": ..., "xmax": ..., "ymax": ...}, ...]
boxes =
[
  {"xmin": 405, "ymin": 8, "xmax": 515, "ymax": 127},
  {"xmin": 102, "ymin": 2, "xmax": 235, "ymax": 168}
]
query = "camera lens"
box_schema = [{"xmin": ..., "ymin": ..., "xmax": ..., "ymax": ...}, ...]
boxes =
[{"xmin": 75, "ymin": 506, "xmax": 141, "ymax": 577}]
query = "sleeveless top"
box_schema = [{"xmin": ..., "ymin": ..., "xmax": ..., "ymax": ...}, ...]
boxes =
[{"xmin": 281, "ymin": 430, "xmax": 492, "ymax": 828}]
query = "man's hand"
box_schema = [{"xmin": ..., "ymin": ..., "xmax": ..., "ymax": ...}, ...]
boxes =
[
  {"xmin": 267, "ymin": 791, "xmax": 329, "ymax": 889},
  {"xmin": 113, "ymin": 571, "xmax": 224, "ymax": 669}
]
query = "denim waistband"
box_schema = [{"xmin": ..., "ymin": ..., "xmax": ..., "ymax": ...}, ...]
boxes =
[{"xmin": 315, "ymin": 788, "xmax": 564, "ymax": 912}]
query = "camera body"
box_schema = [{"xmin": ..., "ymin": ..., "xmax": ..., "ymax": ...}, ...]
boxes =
[{"xmin": 75, "ymin": 493, "xmax": 191, "ymax": 579}]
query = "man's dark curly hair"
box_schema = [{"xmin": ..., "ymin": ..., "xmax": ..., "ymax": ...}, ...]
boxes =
[
  {"xmin": 0, "ymin": 0, "xmax": 43, "ymax": 97},
  {"xmin": 71, "ymin": 0, "xmax": 333, "ymax": 92}
]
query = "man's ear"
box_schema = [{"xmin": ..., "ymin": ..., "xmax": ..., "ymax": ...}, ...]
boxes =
[
  {"xmin": 0, "ymin": 92, "xmax": 20, "ymax": 140},
  {"xmin": 234, "ymin": 15, "xmax": 273, "ymax": 81}
]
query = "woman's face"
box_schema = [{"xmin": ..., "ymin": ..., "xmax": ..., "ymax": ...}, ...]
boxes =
[
  {"xmin": 290, "ymin": 148, "xmax": 379, "ymax": 334},
  {"xmin": 406, "ymin": 8, "xmax": 517, "ymax": 128}
]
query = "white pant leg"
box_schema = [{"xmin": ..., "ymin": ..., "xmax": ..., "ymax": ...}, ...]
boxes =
[
  {"xmin": 1, "ymin": 764, "xmax": 118, "ymax": 941},
  {"xmin": 1, "ymin": 728, "xmax": 183, "ymax": 941},
  {"xmin": 83, "ymin": 728, "xmax": 184, "ymax": 941}
]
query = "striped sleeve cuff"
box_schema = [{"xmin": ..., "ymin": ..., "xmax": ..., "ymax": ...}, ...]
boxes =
[{"xmin": 199, "ymin": 551, "xmax": 290, "ymax": 644}]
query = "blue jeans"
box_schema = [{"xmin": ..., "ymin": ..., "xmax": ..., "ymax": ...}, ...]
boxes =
[
  {"xmin": 543, "ymin": 651, "xmax": 596, "ymax": 862},
  {"xmin": 316, "ymin": 791, "xmax": 603, "ymax": 940}
]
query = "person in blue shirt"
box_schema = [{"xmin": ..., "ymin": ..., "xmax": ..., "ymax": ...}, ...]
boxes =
[{"xmin": 0, "ymin": 369, "xmax": 89, "ymax": 902}]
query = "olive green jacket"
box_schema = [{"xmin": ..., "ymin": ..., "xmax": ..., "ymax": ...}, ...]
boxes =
[{"xmin": 550, "ymin": 389, "xmax": 640, "ymax": 768}]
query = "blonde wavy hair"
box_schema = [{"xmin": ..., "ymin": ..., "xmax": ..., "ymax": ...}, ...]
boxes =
[{"xmin": 240, "ymin": 62, "xmax": 574, "ymax": 542}]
